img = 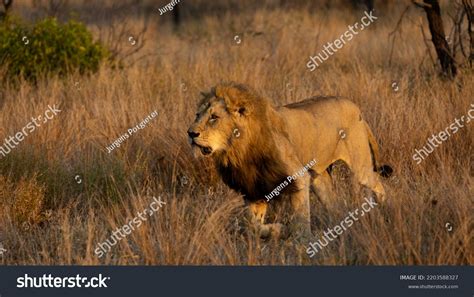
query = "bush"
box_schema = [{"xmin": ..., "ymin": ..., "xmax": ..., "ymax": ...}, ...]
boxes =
[{"xmin": 0, "ymin": 17, "xmax": 109, "ymax": 82}]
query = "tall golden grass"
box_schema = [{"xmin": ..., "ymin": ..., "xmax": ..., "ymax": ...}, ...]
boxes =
[{"xmin": 0, "ymin": 0, "xmax": 472, "ymax": 265}]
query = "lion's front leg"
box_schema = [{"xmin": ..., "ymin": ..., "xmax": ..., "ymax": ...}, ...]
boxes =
[
  {"xmin": 312, "ymin": 171, "xmax": 335, "ymax": 206},
  {"xmin": 289, "ymin": 175, "xmax": 312, "ymax": 240},
  {"xmin": 248, "ymin": 201, "xmax": 286, "ymax": 239}
]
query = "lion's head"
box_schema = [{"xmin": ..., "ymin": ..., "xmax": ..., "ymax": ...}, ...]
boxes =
[
  {"xmin": 187, "ymin": 84, "xmax": 298, "ymax": 237},
  {"xmin": 187, "ymin": 83, "xmax": 291, "ymax": 200},
  {"xmin": 187, "ymin": 83, "xmax": 271, "ymax": 158}
]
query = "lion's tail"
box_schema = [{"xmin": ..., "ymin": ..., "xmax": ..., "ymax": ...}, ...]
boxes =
[{"xmin": 364, "ymin": 121, "xmax": 393, "ymax": 178}]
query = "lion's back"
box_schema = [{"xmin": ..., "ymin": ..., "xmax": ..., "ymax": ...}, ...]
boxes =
[
  {"xmin": 283, "ymin": 96, "xmax": 360, "ymax": 117},
  {"xmin": 277, "ymin": 96, "xmax": 367, "ymax": 172},
  {"xmin": 279, "ymin": 96, "xmax": 363, "ymax": 131}
]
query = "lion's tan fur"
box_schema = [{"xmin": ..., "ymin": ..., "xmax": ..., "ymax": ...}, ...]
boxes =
[{"xmin": 188, "ymin": 82, "xmax": 389, "ymax": 237}]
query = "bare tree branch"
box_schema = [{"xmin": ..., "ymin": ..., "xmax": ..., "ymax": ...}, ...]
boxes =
[
  {"xmin": 414, "ymin": 0, "xmax": 457, "ymax": 78},
  {"xmin": 388, "ymin": 5, "xmax": 411, "ymax": 66},
  {"xmin": 412, "ymin": 1, "xmax": 432, "ymax": 9}
]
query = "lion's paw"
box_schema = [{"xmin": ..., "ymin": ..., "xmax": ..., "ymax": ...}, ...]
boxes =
[{"xmin": 258, "ymin": 223, "xmax": 288, "ymax": 240}]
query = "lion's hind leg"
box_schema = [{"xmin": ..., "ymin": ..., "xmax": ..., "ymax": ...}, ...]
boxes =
[
  {"xmin": 354, "ymin": 169, "xmax": 386, "ymax": 203},
  {"xmin": 344, "ymin": 130, "xmax": 387, "ymax": 203}
]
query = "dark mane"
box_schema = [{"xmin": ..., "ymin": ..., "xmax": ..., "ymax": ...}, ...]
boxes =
[{"xmin": 211, "ymin": 83, "xmax": 297, "ymax": 201}]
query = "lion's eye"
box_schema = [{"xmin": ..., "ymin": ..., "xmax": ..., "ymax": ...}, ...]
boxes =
[{"xmin": 209, "ymin": 114, "xmax": 219, "ymax": 123}]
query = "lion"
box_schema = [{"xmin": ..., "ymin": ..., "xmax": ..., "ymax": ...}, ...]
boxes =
[{"xmin": 187, "ymin": 82, "xmax": 392, "ymax": 239}]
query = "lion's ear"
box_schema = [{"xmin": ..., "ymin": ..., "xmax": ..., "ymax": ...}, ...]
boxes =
[
  {"xmin": 237, "ymin": 106, "xmax": 249, "ymax": 116},
  {"xmin": 214, "ymin": 86, "xmax": 231, "ymax": 101},
  {"xmin": 215, "ymin": 85, "xmax": 252, "ymax": 117}
]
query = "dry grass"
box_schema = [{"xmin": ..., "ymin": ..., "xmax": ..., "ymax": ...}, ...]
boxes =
[{"xmin": 0, "ymin": 0, "xmax": 472, "ymax": 265}]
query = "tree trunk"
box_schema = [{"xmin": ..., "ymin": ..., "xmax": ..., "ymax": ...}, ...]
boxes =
[
  {"xmin": 3, "ymin": 0, "xmax": 12, "ymax": 12},
  {"xmin": 462, "ymin": 0, "xmax": 473, "ymax": 67},
  {"xmin": 350, "ymin": 0, "xmax": 374, "ymax": 11},
  {"xmin": 365, "ymin": 0, "xmax": 374, "ymax": 12},
  {"xmin": 173, "ymin": 5, "xmax": 181, "ymax": 29},
  {"xmin": 420, "ymin": 0, "xmax": 457, "ymax": 78},
  {"xmin": 1, "ymin": 0, "xmax": 13, "ymax": 19}
]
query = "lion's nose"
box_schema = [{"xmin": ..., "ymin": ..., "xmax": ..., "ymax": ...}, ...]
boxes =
[{"xmin": 187, "ymin": 130, "xmax": 200, "ymax": 139}]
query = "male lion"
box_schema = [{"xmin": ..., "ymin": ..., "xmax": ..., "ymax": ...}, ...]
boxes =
[{"xmin": 187, "ymin": 83, "xmax": 392, "ymax": 239}]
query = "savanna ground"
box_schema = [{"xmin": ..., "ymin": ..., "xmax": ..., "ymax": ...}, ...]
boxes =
[{"xmin": 0, "ymin": 0, "xmax": 472, "ymax": 265}]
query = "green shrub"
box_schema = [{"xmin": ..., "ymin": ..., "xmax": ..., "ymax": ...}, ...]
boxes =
[{"xmin": 0, "ymin": 17, "xmax": 109, "ymax": 82}]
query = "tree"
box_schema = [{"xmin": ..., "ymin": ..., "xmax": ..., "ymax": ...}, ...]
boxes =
[
  {"xmin": 414, "ymin": 0, "xmax": 457, "ymax": 78},
  {"xmin": 350, "ymin": 0, "xmax": 374, "ymax": 11},
  {"xmin": 173, "ymin": 4, "xmax": 181, "ymax": 29},
  {"xmin": 462, "ymin": 0, "xmax": 473, "ymax": 67},
  {"xmin": 1, "ymin": 0, "xmax": 13, "ymax": 20}
]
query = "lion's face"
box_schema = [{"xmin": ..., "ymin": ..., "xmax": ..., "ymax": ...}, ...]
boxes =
[{"xmin": 188, "ymin": 97, "xmax": 237, "ymax": 157}]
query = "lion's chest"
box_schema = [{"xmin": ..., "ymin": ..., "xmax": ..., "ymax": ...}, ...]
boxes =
[{"xmin": 216, "ymin": 155, "xmax": 296, "ymax": 202}]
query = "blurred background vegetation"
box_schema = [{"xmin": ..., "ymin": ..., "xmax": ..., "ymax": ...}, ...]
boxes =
[
  {"xmin": 0, "ymin": 16, "xmax": 109, "ymax": 82},
  {"xmin": 0, "ymin": 0, "xmax": 471, "ymax": 265}
]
